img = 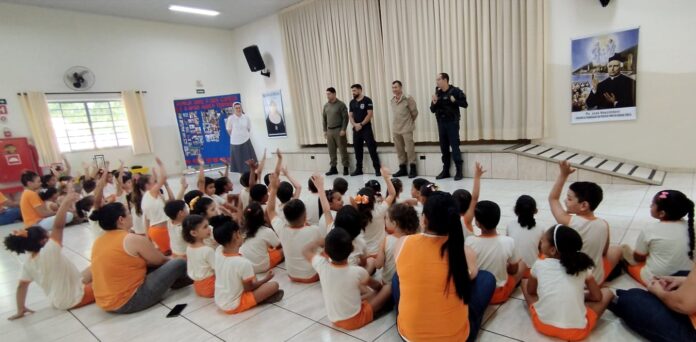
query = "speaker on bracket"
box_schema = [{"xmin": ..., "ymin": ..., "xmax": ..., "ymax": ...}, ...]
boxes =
[
  {"xmin": 599, "ymin": 0, "xmax": 610, "ymax": 7},
  {"xmin": 243, "ymin": 45, "xmax": 270, "ymax": 77}
]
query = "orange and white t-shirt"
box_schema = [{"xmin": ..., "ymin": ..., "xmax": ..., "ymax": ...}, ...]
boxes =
[
  {"xmin": 240, "ymin": 226, "xmax": 281, "ymax": 273},
  {"xmin": 168, "ymin": 221, "xmax": 187, "ymax": 256},
  {"xmin": 381, "ymin": 234, "xmax": 405, "ymax": 285},
  {"xmin": 186, "ymin": 245, "xmax": 216, "ymax": 281},
  {"xmin": 20, "ymin": 189, "xmax": 44, "ymax": 227},
  {"xmin": 568, "ymin": 216, "xmax": 609, "ymax": 284},
  {"xmin": 465, "ymin": 235, "xmax": 519, "ymax": 287},
  {"xmin": 312, "ymin": 254, "xmax": 368, "ymax": 322},
  {"xmin": 142, "ymin": 192, "xmax": 168, "ymax": 226},
  {"xmin": 214, "ymin": 248, "xmax": 255, "ymax": 311},
  {"xmin": 531, "ymin": 258, "xmax": 591, "ymax": 329},
  {"xmin": 272, "ymin": 216, "xmax": 322, "ymax": 279},
  {"xmin": 21, "ymin": 239, "xmax": 85, "ymax": 309}
]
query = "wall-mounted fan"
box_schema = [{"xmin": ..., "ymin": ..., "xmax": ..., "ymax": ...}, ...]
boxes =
[{"xmin": 63, "ymin": 66, "xmax": 95, "ymax": 91}]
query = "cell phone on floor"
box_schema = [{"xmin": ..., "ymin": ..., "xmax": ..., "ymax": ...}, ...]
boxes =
[{"xmin": 167, "ymin": 304, "xmax": 187, "ymax": 318}]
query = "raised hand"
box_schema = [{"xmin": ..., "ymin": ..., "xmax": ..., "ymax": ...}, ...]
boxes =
[
  {"xmin": 197, "ymin": 155, "xmax": 204, "ymax": 166},
  {"xmin": 474, "ymin": 162, "xmax": 486, "ymax": 178},
  {"xmin": 311, "ymin": 172, "xmax": 325, "ymax": 190},
  {"xmin": 559, "ymin": 160, "xmax": 576, "ymax": 177}
]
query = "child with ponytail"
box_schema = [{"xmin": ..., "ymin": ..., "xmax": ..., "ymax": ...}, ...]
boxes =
[
  {"xmin": 622, "ymin": 190, "xmax": 695, "ymax": 286},
  {"xmin": 240, "ymin": 201, "xmax": 283, "ymax": 273},
  {"xmin": 522, "ymin": 225, "xmax": 614, "ymax": 341},
  {"xmin": 4, "ymin": 190, "xmax": 94, "ymax": 319},
  {"xmin": 453, "ymin": 162, "xmax": 485, "ymax": 237},
  {"xmin": 507, "ymin": 195, "xmax": 544, "ymax": 277},
  {"xmin": 354, "ymin": 167, "xmax": 396, "ymax": 257}
]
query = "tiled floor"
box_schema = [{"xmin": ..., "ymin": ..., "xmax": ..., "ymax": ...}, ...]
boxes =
[{"xmin": 2, "ymin": 170, "xmax": 695, "ymax": 342}]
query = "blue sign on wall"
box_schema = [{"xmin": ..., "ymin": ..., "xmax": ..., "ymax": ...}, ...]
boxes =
[{"xmin": 174, "ymin": 94, "xmax": 240, "ymax": 166}]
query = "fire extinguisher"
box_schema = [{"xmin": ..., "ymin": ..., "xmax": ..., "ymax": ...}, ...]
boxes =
[{"xmin": 3, "ymin": 127, "xmax": 11, "ymax": 138}]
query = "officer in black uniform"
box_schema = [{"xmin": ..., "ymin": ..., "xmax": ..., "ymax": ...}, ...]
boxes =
[
  {"xmin": 429, "ymin": 73, "xmax": 468, "ymax": 180},
  {"xmin": 349, "ymin": 84, "xmax": 381, "ymax": 176}
]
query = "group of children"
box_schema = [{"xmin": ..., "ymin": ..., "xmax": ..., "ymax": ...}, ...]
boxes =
[{"xmin": 4, "ymin": 152, "xmax": 694, "ymax": 341}]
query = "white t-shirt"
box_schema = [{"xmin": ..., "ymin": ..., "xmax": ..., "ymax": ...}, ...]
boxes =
[
  {"xmin": 302, "ymin": 192, "xmax": 320, "ymax": 226},
  {"xmin": 88, "ymin": 208, "xmax": 104, "ymax": 238},
  {"xmin": 115, "ymin": 193, "xmax": 129, "ymax": 207},
  {"xmin": 364, "ymin": 203, "xmax": 388, "ymax": 255},
  {"xmin": 20, "ymin": 239, "xmax": 85, "ymax": 309},
  {"xmin": 225, "ymin": 113, "xmax": 252, "ymax": 145},
  {"xmin": 465, "ymin": 235, "xmax": 519, "ymax": 287},
  {"xmin": 103, "ymin": 183, "xmax": 117, "ymax": 200},
  {"xmin": 142, "ymin": 191, "xmax": 168, "ymax": 226},
  {"xmin": 240, "ymin": 226, "xmax": 281, "ymax": 273},
  {"xmin": 214, "ymin": 247, "xmax": 255, "ymax": 311},
  {"xmin": 318, "ymin": 210, "xmax": 337, "ymax": 235},
  {"xmin": 635, "ymin": 220, "xmax": 695, "ymax": 282},
  {"xmin": 131, "ymin": 206, "xmax": 146, "ymax": 235},
  {"xmin": 212, "ymin": 194, "xmax": 227, "ymax": 206},
  {"xmin": 168, "ymin": 221, "xmax": 187, "ymax": 256},
  {"xmin": 186, "ymin": 245, "xmax": 216, "ymax": 280},
  {"xmin": 568, "ymin": 216, "xmax": 609, "ymax": 283},
  {"xmin": 461, "ymin": 216, "xmax": 481, "ymax": 238},
  {"xmin": 312, "ymin": 254, "xmax": 368, "ymax": 322},
  {"xmin": 381, "ymin": 234, "xmax": 405, "ymax": 285},
  {"xmin": 506, "ymin": 220, "xmax": 544, "ymax": 268},
  {"xmin": 349, "ymin": 234, "xmax": 368, "ymax": 267},
  {"xmin": 532, "ymin": 258, "xmax": 591, "ymax": 329},
  {"xmin": 272, "ymin": 216, "xmax": 322, "ymax": 279},
  {"xmin": 240, "ymin": 188, "xmax": 250, "ymax": 210}
]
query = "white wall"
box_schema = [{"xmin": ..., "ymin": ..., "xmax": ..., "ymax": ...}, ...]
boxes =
[
  {"xmin": 541, "ymin": 0, "xmax": 696, "ymax": 170},
  {"xmin": 0, "ymin": 3, "xmax": 239, "ymax": 172},
  {"xmin": 229, "ymin": 14, "xmax": 302, "ymax": 156}
]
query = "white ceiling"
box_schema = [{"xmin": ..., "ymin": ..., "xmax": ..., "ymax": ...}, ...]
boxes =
[{"xmin": 1, "ymin": 0, "xmax": 303, "ymax": 30}]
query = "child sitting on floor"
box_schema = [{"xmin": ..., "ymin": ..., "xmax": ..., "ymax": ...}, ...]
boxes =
[
  {"xmin": 183, "ymin": 214, "xmax": 216, "ymax": 298},
  {"xmin": 375, "ymin": 203, "xmax": 420, "ymax": 285},
  {"xmin": 466, "ymin": 200, "xmax": 524, "ymax": 304},
  {"xmin": 522, "ymin": 225, "xmax": 614, "ymax": 341},
  {"xmin": 507, "ymin": 195, "xmax": 544, "ymax": 278},
  {"xmin": 213, "ymin": 220, "xmax": 283, "ymax": 314},
  {"xmin": 303, "ymin": 228, "xmax": 392, "ymax": 330},
  {"xmin": 240, "ymin": 202, "xmax": 284, "ymax": 273},
  {"xmin": 622, "ymin": 190, "xmax": 695, "ymax": 286}
]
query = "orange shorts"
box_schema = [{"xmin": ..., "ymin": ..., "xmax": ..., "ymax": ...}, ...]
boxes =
[
  {"xmin": 490, "ymin": 275, "xmax": 517, "ymax": 304},
  {"xmin": 224, "ymin": 291, "xmax": 257, "ymax": 314},
  {"xmin": 72, "ymin": 283, "xmax": 95, "ymax": 309},
  {"xmin": 289, "ymin": 273, "xmax": 319, "ymax": 283},
  {"xmin": 600, "ymin": 256, "xmax": 612, "ymax": 284},
  {"xmin": 194, "ymin": 275, "xmax": 216, "ymax": 298},
  {"xmin": 334, "ymin": 300, "xmax": 374, "ymax": 330},
  {"xmin": 626, "ymin": 263, "xmax": 647, "ymax": 286},
  {"xmin": 148, "ymin": 226, "xmax": 170, "ymax": 254},
  {"xmin": 268, "ymin": 248, "xmax": 284, "ymax": 269},
  {"xmin": 530, "ymin": 305, "xmax": 598, "ymax": 341}
]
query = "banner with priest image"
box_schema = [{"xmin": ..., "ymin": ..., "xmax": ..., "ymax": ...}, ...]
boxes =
[{"xmin": 571, "ymin": 28, "xmax": 639, "ymax": 123}]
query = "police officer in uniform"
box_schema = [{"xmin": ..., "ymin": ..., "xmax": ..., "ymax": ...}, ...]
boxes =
[
  {"xmin": 429, "ymin": 73, "xmax": 468, "ymax": 180},
  {"xmin": 349, "ymin": 84, "xmax": 381, "ymax": 176}
]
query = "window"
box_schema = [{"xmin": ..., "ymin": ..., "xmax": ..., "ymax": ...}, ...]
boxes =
[{"xmin": 48, "ymin": 101, "xmax": 132, "ymax": 152}]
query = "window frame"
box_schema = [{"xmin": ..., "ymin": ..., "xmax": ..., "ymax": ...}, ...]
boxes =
[{"xmin": 48, "ymin": 99, "xmax": 132, "ymax": 152}]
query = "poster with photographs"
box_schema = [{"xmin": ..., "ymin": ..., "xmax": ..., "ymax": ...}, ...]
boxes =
[
  {"xmin": 174, "ymin": 94, "xmax": 240, "ymax": 166},
  {"xmin": 571, "ymin": 28, "xmax": 638, "ymax": 123},
  {"xmin": 262, "ymin": 90, "xmax": 287, "ymax": 138}
]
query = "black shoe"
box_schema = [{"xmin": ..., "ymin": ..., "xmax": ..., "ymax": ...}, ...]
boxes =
[
  {"xmin": 408, "ymin": 164, "xmax": 417, "ymax": 178},
  {"xmin": 436, "ymin": 169, "xmax": 450, "ymax": 180},
  {"xmin": 351, "ymin": 169, "xmax": 363, "ymax": 176},
  {"xmin": 325, "ymin": 167, "xmax": 338, "ymax": 176},
  {"xmin": 392, "ymin": 164, "xmax": 408, "ymax": 177},
  {"xmin": 454, "ymin": 163, "xmax": 464, "ymax": 181},
  {"xmin": 343, "ymin": 167, "xmax": 349, "ymax": 176}
]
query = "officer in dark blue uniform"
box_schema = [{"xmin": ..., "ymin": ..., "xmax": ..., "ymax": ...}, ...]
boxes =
[
  {"xmin": 349, "ymin": 84, "xmax": 381, "ymax": 176},
  {"xmin": 429, "ymin": 73, "xmax": 468, "ymax": 180}
]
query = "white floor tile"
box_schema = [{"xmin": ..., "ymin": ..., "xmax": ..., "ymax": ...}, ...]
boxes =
[
  {"xmin": 217, "ymin": 306, "xmax": 314, "ymax": 342},
  {"xmin": 287, "ymin": 322, "xmax": 362, "ymax": 342},
  {"xmin": 53, "ymin": 329, "xmax": 99, "ymax": 342},
  {"xmin": 483, "ymin": 298, "xmax": 561, "ymax": 342},
  {"xmin": 1, "ymin": 307, "xmax": 86, "ymax": 342},
  {"xmin": 276, "ymin": 283, "xmax": 327, "ymax": 321},
  {"xmin": 319, "ymin": 310, "xmax": 396, "ymax": 341},
  {"xmin": 184, "ymin": 302, "xmax": 271, "ymax": 335}
]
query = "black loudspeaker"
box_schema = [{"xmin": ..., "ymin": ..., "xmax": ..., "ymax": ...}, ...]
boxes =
[
  {"xmin": 243, "ymin": 45, "xmax": 266, "ymax": 72},
  {"xmin": 599, "ymin": 0, "xmax": 610, "ymax": 7}
]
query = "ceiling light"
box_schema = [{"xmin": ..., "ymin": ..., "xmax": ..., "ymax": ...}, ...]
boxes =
[{"xmin": 168, "ymin": 5, "xmax": 220, "ymax": 16}]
